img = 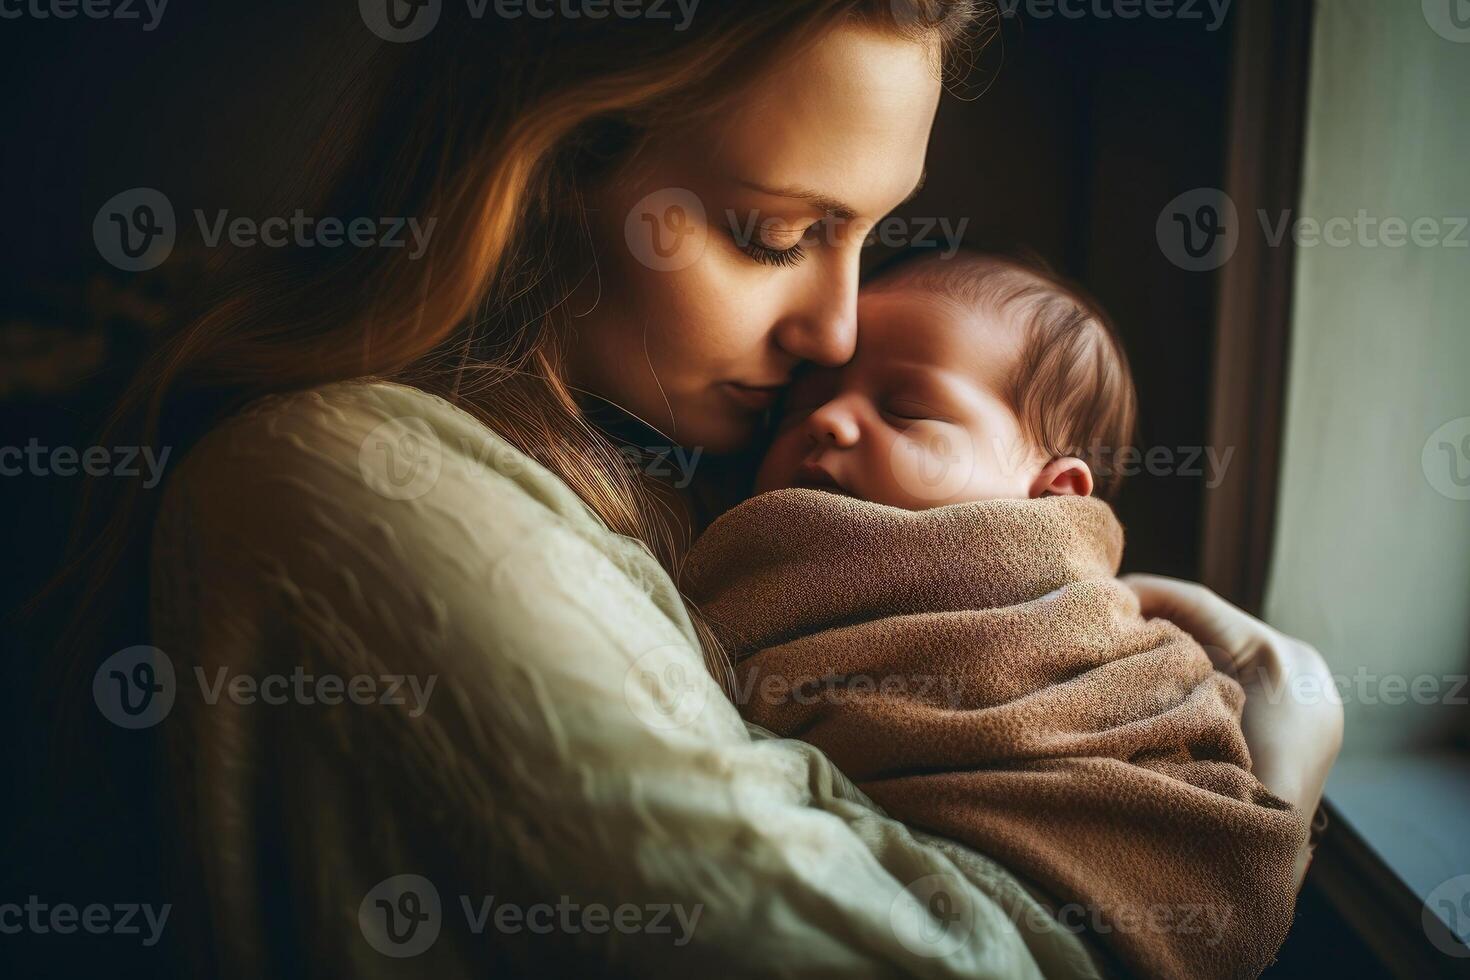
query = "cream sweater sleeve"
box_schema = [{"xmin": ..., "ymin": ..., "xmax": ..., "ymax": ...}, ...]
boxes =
[{"xmin": 148, "ymin": 381, "xmax": 1101, "ymax": 979}]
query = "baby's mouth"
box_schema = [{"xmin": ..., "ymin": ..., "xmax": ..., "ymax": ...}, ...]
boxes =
[{"xmin": 794, "ymin": 461, "xmax": 852, "ymax": 497}]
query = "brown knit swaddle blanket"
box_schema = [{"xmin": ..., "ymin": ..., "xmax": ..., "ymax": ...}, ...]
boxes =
[{"xmin": 683, "ymin": 489, "xmax": 1307, "ymax": 980}]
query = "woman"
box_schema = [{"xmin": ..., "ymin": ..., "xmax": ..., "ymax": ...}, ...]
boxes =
[{"xmin": 61, "ymin": 2, "xmax": 1341, "ymax": 976}]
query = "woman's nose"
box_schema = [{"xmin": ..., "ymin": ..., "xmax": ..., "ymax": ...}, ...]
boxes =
[
  {"xmin": 772, "ymin": 252, "xmax": 859, "ymax": 367},
  {"xmin": 806, "ymin": 398, "xmax": 861, "ymax": 449}
]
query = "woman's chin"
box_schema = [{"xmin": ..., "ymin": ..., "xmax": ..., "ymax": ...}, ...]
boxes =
[{"xmin": 678, "ymin": 407, "xmax": 768, "ymax": 457}]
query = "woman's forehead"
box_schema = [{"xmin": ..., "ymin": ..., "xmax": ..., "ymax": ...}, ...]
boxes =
[{"xmin": 686, "ymin": 24, "xmax": 941, "ymax": 221}]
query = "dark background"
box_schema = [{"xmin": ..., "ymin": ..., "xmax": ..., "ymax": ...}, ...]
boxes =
[
  {"xmin": 883, "ymin": 8, "xmax": 1231, "ymax": 579},
  {"xmin": 0, "ymin": 2, "xmax": 1374, "ymax": 976},
  {"xmin": 2, "ymin": 1, "xmax": 1225, "ymax": 613}
]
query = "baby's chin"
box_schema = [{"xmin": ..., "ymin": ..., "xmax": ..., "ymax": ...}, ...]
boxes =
[
  {"xmin": 751, "ymin": 466, "xmax": 789, "ymax": 497},
  {"xmin": 755, "ymin": 464, "xmax": 859, "ymax": 500},
  {"xmin": 751, "ymin": 451, "xmax": 790, "ymax": 497}
]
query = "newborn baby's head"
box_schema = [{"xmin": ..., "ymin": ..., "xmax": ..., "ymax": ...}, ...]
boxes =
[{"xmin": 755, "ymin": 251, "xmax": 1136, "ymax": 509}]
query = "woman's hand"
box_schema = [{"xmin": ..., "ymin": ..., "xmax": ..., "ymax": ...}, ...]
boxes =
[{"xmin": 1121, "ymin": 574, "xmax": 1344, "ymax": 881}]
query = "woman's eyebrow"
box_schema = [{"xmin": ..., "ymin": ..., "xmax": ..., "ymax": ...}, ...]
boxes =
[
  {"xmin": 736, "ymin": 179, "xmax": 856, "ymax": 219},
  {"xmin": 735, "ymin": 169, "xmax": 926, "ymax": 220}
]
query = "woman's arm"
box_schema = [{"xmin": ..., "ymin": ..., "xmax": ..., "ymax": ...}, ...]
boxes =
[
  {"xmin": 152, "ymin": 382, "xmax": 1101, "ymax": 979},
  {"xmin": 1122, "ymin": 574, "xmax": 1345, "ymax": 883}
]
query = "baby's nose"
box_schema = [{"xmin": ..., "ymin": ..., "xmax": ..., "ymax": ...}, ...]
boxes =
[{"xmin": 807, "ymin": 400, "xmax": 861, "ymax": 448}]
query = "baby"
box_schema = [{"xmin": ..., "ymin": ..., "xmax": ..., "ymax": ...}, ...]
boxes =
[
  {"xmin": 754, "ymin": 250, "xmax": 1134, "ymax": 513},
  {"xmin": 684, "ymin": 252, "xmax": 1307, "ymax": 980}
]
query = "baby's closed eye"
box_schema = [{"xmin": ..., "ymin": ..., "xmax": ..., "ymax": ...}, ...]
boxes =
[{"xmin": 881, "ymin": 395, "xmax": 958, "ymax": 425}]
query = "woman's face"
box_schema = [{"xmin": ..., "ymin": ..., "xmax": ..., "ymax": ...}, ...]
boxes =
[{"xmin": 566, "ymin": 24, "xmax": 944, "ymax": 455}]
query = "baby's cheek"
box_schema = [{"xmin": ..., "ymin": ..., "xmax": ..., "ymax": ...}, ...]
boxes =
[
  {"xmin": 885, "ymin": 423, "xmax": 980, "ymax": 506},
  {"xmin": 981, "ymin": 428, "xmax": 1044, "ymax": 498},
  {"xmin": 753, "ymin": 429, "xmax": 801, "ymax": 493}
]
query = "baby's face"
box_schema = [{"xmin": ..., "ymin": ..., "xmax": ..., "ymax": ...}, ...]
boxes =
[{"xmin": 755, "ymin": 286, "xmax": 1047, "ymax": 509}]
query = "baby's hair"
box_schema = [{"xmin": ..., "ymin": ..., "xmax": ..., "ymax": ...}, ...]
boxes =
[{"xmin": 865, "ymin": 248, "xmax": 1138, "ymax": 499}]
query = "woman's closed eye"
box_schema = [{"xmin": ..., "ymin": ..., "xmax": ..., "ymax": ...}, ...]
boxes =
[
  {"xmin": 740, "ymin": 238, "xmax": 807, "ymax": 268},
  {"xmin": 726, "ymin": 212, "xmax": 821, "ymax": 268}
]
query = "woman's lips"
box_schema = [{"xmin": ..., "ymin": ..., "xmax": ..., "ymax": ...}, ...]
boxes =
[{"xmin": 721, "ymin": 381, "xmax": 784, "ymax": 411}]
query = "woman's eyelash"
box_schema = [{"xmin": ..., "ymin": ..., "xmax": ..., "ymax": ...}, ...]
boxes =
[
  {"xmin": 739, "ymin": 239, "xmax": 806, "ymax": 268},
  {"xmin": 727, "ymin": 215, "xmax": 815, "ymax": 267}
]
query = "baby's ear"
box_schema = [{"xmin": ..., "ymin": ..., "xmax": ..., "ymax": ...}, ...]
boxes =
[{"xmin": 1029, "ymin": 457, "xmax": 1094, "ymax": 498}]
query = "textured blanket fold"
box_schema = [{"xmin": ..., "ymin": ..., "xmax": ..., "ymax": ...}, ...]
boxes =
[{"xmin": 684, "ymin": 490, "xmax": 1307, "ymax": 980}]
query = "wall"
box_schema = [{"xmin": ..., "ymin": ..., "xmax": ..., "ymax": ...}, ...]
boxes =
[{"xmin": 1265, "ymin": 0, "xmax": 1470, "ymax": 752}]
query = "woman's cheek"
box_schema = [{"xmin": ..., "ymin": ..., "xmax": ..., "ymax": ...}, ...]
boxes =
[
  {"xmin": 619, "ymin": 185, "xmax": 710, "ymax": 275},
  {"xmin": 656, "ymin": 252, "xmax": 771, "ymax": 365},
  {"xmin": 627, "ymin": 274, "xmax": 728, "ymax": 391}
]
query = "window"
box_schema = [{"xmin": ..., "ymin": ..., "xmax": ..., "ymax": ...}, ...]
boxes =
[{"xmin": 1260, "ymin": 0, "xmax": 1470, "ymax": 969}]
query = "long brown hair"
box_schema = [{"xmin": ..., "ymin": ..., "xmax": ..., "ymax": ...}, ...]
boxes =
[{"xmin": 47, "ymin": 1, "xmax": 989, "ymax": 709}]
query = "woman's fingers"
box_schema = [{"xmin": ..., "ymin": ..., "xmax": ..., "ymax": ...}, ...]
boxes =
[
  {"xmin": 1119, "ymin": 573, "xmax": 1235, "ymax": 644},
  {"xmin": 1122, "ymin": 577, "xmax": 1344, "ymax": 838},
  {"xmin": 1119, "ymin": 573, "xmax": 1209, "ymax": 622},
  {"xmin": 1119, "ymin": 573, "xmax": 1261, "ymax": 675}
]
